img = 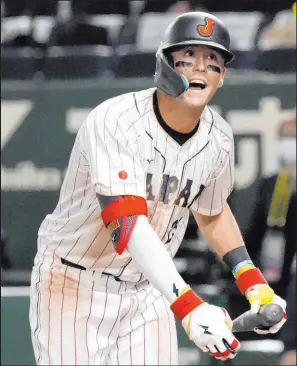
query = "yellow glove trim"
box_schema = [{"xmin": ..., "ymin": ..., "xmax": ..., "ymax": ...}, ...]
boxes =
[
  {"xmin": 180, "ymin": 285, "xmax": 191, "ymax": 296},
  {"xmin": 248, "ymin": 284, "xmax": 275, "ymax": 306},
  {"xmin": 171, "ymin": 285, "xmax": 191, "ymax": 306},
  {"xmin": 187, "ymin": 311, "xmax": 193, "ymax": 339}
]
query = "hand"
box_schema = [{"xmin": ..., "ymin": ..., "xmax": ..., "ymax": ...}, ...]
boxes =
[
  {"xmin": 170, "ymin": 286, "xmax": 240, "ymax": 360},
  {"xmin": 246, "ymin": 284, "xmax": 287, "ymax": 334},
  {"xmin": 182, "ymin": 303, "xmax": 240, "ymax": 360}
]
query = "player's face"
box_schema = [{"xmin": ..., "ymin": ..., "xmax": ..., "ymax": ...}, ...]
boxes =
[{"xmin": 170, "ymin": 46, "xmax": 226, "ymax": 108}]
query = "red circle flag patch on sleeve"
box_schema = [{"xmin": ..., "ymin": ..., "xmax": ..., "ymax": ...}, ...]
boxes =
[{"xmin": 118, "ymin": 170, "xmax": 128, "ymax": 180}]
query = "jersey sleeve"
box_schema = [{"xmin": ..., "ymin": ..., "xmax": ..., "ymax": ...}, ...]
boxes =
[
  {"xmin": 192, "ymin": 134, "xmax": 235, "ymax": 216},
  {"xmin": 80, "ymin": 104, "xmax": 146, "ymax": 198}
]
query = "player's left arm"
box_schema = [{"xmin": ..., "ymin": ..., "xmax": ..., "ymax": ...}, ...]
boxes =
[{"xmin": 191, "ymin": 135, "xmax": 287, "ymax": 334}]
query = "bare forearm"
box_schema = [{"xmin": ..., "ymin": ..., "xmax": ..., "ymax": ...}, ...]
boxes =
[{"xmin": 192, "ymin": 204, "xmax": 245, "ymax": 257}]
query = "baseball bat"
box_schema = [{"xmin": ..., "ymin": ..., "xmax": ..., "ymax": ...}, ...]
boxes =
[{"xmin": 232, "ymin": 303, "xmax": 284, "ymax": 332}]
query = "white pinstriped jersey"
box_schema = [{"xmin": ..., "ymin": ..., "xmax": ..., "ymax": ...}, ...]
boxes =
[{"xmin": 37, "ymin": 88, "xmax": 234, "ymax": 282}]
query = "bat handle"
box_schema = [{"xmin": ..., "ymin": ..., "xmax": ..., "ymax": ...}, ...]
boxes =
[{"xmin": 232, "ymin": 303, "xmax": 284, "ymax": 332}]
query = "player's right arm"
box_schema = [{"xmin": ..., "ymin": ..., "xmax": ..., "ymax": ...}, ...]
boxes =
[
  {"xmin": 100, "ymin": 202, "xmax": 240, "ymax": 360},
  {"xmin": 81, "ymin": 102, "xmax": 240, "ymax": 360}
]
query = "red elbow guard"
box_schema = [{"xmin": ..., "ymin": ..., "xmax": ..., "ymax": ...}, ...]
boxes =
[
  {"xmin": 101, "ymin": 195, "xmax": 147, "ymax": 225},
  {"xmin": 235, "ymin": 268, "xmax": 268, "ymax": 295},
  {"xmin": 101, "ymin": 195, "xmax": 148, "ymax": 255}
]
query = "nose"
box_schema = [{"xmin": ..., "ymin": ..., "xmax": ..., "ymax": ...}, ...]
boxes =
[{"xmin": 193, "ymin": 53, "xmax": 206, "ymax": 72}]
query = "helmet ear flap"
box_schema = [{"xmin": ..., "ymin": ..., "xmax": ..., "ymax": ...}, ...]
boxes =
[{"xmin": 154, "ymin": 49, "xmax": 188, "ymax": 98}]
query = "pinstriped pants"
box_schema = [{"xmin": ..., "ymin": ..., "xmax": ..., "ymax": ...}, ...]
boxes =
[{"xmin": 29, "ymin": 255, "xmax": 178, "ymax": 365}]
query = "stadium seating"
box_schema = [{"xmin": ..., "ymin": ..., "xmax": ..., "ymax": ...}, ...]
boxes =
[
  {"xmin": 214, "ymin": 12, "xmax": 265, "ymax": 52},
  {"xmin": 1, "ymin": 47, "xmax": 39, "ymax": 80},
  {"xmin": 47, "ymin": 17, "xmax": 111, "ymax": 47},
  {"xmin": 1, "ymin": 0, "xmax": 58, "ymax": 48},
  {"xmin": 255, "ymin": 48, "xmax": 296, "ymax": 73},
  {"xmin": 71, "ymin": 0, "xmax": 130, "ymax": 16},
  {"xmin": 197, "ymin": 0, "xmax": 294, "ymax": 14},
  {"xmin": 113, "ymin": 13, "xmax": 177, "ymax": 77},
  {"xmin": 1, "ymin": 2, "xmax": 296, "ymax": 80},
  {"xmin": 135, "ymin": 13, "xmax": 178, "ymax": 52},
  {"xmin": 113, "ymin": 46, "xmax": 156, "ymax": 78},
  {"xmin": 32, "ymin": 16, "xmax": 56, "ymax": 48},
  {"xmin": 42, "ymin": 45, "xmax": 114, "ymax": 79},
  {"xmin": 256, "ymin": 10, "xmax": 296, "ymax": 73},
  {"xmin": 1, "ymin": 15, "xmax": 33, "ymax": 47},
  {"xmin": 2, "ymin": 0, "xmax": 58, "ymax": 17},
  {"xmin": 258, "ymin": 9, "xmax": 296, "ymax": 49},
  {"xmin": 86, "ymin": 14, "xmax": 127, "ymax": 46},
  {"xmin": 212, "ymin": 11, "xmax": 266, "ymax": 70}
]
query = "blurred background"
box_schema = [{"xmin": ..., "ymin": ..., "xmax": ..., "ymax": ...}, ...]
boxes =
[{"xmin": 1, "ymin": 0, "xmax": 296, "ymax": 365}]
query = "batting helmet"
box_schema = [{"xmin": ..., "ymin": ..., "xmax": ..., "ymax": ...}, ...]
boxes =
[{"xmin": 154, "ymin": 12, "xmax": 234, "ymax": 98}]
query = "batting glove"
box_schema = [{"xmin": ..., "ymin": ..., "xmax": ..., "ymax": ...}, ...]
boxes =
[
  {"xmin": 235, "ymin": 267, "xmax": 287, "ymax": 334},
  {"xmin": 245, "ymin": 284, "xmax": 287, "ymax": 334},
  {"xmin": 170, "ymin": 286, "xmax": 240, "ymax": 360}
]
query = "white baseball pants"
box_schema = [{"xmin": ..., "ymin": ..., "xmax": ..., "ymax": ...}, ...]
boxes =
[{"xmin": 29, "ymin": 255, "xmax": 178, "ymax": 365}]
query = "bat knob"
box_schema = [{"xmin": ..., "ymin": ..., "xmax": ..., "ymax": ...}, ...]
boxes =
[{"xmin": 260, "ymin": 303, "xmax": 284, "ymax": 326}]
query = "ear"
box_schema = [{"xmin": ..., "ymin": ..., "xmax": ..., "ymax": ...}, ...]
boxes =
[{"xmin": 218, "ymin": 67, "xmax": 226, "ymax": 88}]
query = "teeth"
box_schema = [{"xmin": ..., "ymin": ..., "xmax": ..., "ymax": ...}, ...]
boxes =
[{"xmin": 190, "ymin": 79, "xmax": 206, "ymax": 85}]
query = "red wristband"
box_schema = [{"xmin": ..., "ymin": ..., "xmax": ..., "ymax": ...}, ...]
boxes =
[
  {"xmin": 170, "ymin": 288, "xmax": 204, "ymax": 321},
  {"xmin": 235, "ymin": 268, "xmax": 267, "ymax": 295}
]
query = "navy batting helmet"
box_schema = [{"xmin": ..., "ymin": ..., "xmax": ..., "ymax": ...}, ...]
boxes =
[{"xmin": 154, "ymin": 12, "xmax": 234, "ymax": 98}]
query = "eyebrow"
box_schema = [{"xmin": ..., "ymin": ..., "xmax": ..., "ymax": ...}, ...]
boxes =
[
  {"xmin": 177, "ymin": 47, "xmax": 223, "ymax": 62},
  {"xmin": 182, "ymin": 47, "xmax": 219, "ymax": 54}
]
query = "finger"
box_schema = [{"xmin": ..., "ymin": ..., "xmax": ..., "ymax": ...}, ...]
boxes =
[
  {"xmin": 223, "ymin": 340, "xmax": 237, "ymax": 359},
  {"xmin": 269, "ymin": 317, "xmax": 287, "ymax": 334},
  {"xmin": 223, "ymin": 333, "xmax": 241, "ymax": 352},
  {"xmin": 207, "ymin": 344, "xmax": 225, "ymax": 360},
  {"xmin": 250, "ymin": 299, "xmax": 261, "ymax": 314},
  {"xmin": 273, "ymin": 295, "xmax": 287, "ymax": 310},
  {"xmin": 193, "ymin": 337, "xmax": 210, "ymax": 352},
  {"xmin": 215, "ymin": 340, "xmax": 228, "ymax": 354},
  {"xmin": 254, "ymin": 327, "xmax": 270, "ymax": 335},
  {"xmin": 198, "ymin": 345, "xmax": 209, "ymax": 353},
  {"xmin": 215, "ymin": 340, "xmax": 235, "ymax": 360},
  {"xmin": 255, "ymin": 312, "xmax": 287, "ymax": 334},
  {"xmin": 221, "ymin": 307, "xmax": 233, "ymax": 330}
]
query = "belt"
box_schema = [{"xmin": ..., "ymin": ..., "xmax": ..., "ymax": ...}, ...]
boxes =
[{"xmin": 60, "ymin": 258, "xmax": 122, "ymax": 282}]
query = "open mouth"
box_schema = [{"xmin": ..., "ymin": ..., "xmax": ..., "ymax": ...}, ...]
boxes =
[{"xmin": 189, "ymin": 80, "xmax": 207, "ymax": 90}]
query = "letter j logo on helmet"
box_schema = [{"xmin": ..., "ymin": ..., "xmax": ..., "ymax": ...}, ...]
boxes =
[{"xmin": 197, "ymin": 17, "xmax": 214, "ymax": 37}]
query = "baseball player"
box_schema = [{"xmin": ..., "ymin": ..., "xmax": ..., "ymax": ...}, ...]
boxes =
[{"xmin": 29, "ymin": 12, "xmax": 287, "ymax": 365}]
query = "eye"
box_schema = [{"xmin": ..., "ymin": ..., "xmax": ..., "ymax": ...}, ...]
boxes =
[
  {"xmin": 185, "ymin": 49, "xmax": 195, "ymax": 57},
  {"xmin": 208, "ymin": 53, "xmax": 217, "ymax": 60}
]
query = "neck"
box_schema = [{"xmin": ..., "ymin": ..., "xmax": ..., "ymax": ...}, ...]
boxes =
[{"xmin": 157, "ymin": 90, "xmax": 205, "ymax": 133}]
